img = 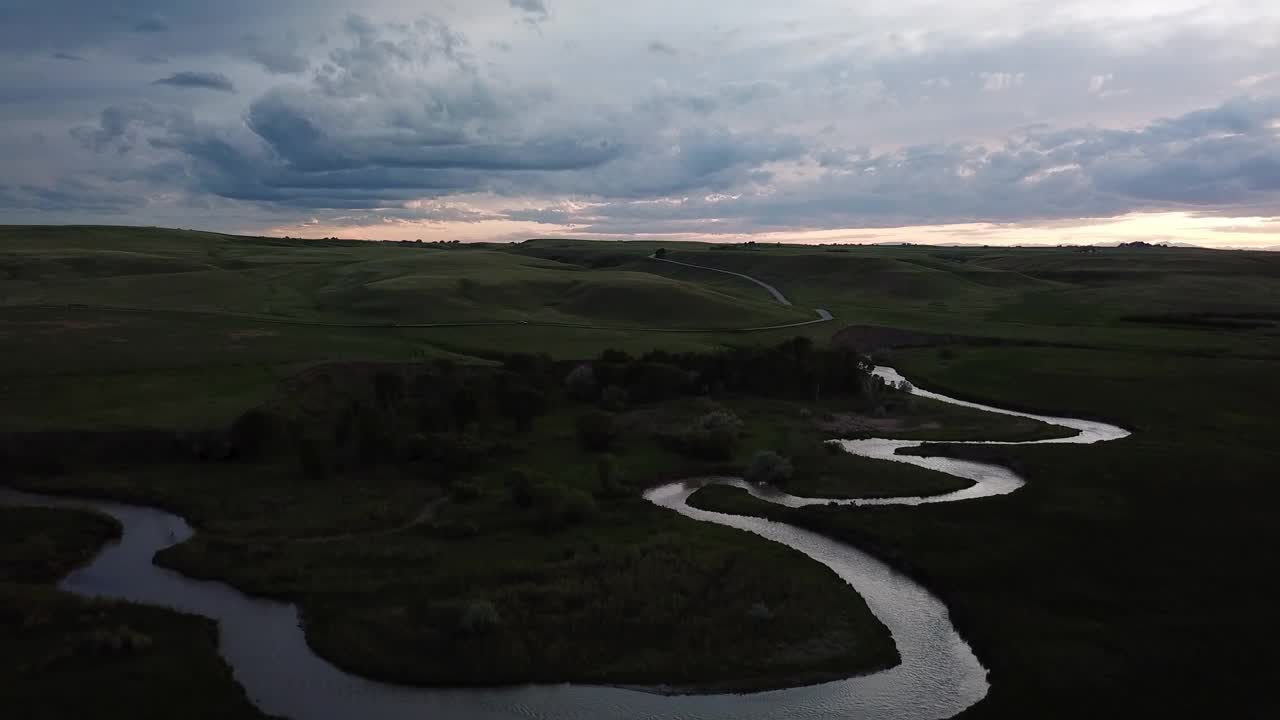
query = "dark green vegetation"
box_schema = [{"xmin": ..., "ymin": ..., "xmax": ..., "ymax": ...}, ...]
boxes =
[
  {"xmin": 4, "ymin": 226, "xmax": 1279, "ymax": 717},
  {"xmin": 693, "ymin": 341, "xmax": 1280, "ymax": 719},
  {"xmin": 784, "ymin": 448, "xmax": 972, "ymax": 499},
  {"xmin": 0, "ymin": 506, "xmax": 266, "ymax": 719},
  {"xmin": 11, "ymin": 337, "xmax": 1034, "ymax": 691}
]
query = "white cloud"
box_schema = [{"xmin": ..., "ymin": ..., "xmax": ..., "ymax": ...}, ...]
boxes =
[{"xmin": 980, "ymin": 71, "xmax": 1026, "ymax": 92}]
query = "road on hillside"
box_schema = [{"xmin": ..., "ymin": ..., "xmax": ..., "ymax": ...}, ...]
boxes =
[
  {"xmin": 8, "ymin": 254, "xmax": 834, "ymax": 334},
  {"xmin": 648, "ymin": 253, "xmax": 834, "ymax": 326},
  {"xmin": 650, "ymin": 253, "xmax": 794, "ymax": 305}
]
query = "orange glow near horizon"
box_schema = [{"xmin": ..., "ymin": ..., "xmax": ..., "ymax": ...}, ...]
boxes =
[{"xmin": 261, "ymin": 211, "xmax": 1280, "ymax": 249}]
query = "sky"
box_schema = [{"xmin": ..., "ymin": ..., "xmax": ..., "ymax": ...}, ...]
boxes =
[{"xmin": 2, "ymin": 0, "xmax": 1280, "ymax": 248}]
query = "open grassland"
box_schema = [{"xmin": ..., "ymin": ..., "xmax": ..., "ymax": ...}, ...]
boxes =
[
  {"xmin": 0, "ymin": 226, "xmax": 806, "ymax": 329},
  {"xmin": 517, "ymin": 238, "xmax": 1280, "ymax": 358},
  {"xmin": 0, "ymin": 227, "xmax": 805, "ymax": 430}
]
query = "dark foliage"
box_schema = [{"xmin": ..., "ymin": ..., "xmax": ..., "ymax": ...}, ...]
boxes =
[{"xmin": 575, "ymin": 410, "xmax": 619, "ymax": 452}]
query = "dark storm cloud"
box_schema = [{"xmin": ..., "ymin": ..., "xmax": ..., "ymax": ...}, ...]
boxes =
[
  {"xmin": 508, "ymin": 0, "xmax": 548, "ymax": 18},
  {"xmin": 241, "ymin": 34, "xmax": 310, "ymax": 74},
  {"xmin": 131, "ymin": 16, "xmax": 169, "ymax": 33},
  {"xmin": 0, "ymin": 1, "xmax": 320, "ymax": 58},
  {"xmin": 0, "ymin": 177, "xmax": 146, "ymax": 213},
  {"xmin": 70, "ymin": 103, "xmax": 170, "ymax": 153},
  {"xmin": 152, "ymin": 71, "xmax": 237, "ymax": 92},
  {"xmin": 245, "ymin": 90, "xmax": 619, "ymax": 173}
]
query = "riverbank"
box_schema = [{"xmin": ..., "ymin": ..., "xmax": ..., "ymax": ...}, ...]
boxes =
[
  {"xmin": 0, "ymin": 504, "xmax": 267, "ymax": 720},
  {"xmin": 0, "ymin": 349, "xmax": 1068, "ymax": 707}
]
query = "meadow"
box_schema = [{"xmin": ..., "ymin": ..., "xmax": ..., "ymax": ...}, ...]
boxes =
[{"xmin": 3, "ymin": 225, "xmax": 1278, "ymax": 718}]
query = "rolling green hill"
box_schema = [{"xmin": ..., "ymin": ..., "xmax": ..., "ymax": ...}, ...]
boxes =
[{"xmin": 0, "ymin": 227, "xmax": 807, "ymax": 329}]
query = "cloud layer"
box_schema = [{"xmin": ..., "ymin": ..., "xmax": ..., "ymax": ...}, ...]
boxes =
[{"xmin": 2, "ymin": 1, "xmax": 1280, "ymax": 242}]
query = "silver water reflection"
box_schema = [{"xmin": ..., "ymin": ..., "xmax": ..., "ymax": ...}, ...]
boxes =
[
  {"xmin": 745, "ymin": 366, "xmax": 1130, "ymax": 509},
  {"xmin": 0, "ymin": 366, "xmax": 1128, "ymax": 720}
]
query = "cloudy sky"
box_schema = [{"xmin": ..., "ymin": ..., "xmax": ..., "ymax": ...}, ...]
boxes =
[{"xmin": 3, "ymin": 0, "xmax": 1280, "ymax": 247}]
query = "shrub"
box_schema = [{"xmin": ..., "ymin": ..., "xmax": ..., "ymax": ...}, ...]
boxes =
[
  {"xmin": 459, "ymin": 599, "xmax": 501, "ymax": 634},
  {"xmin": 626, "ymin": 361, "xmax": 691, "ymax": 402},
  {"xmin": 81, "ymin": 626, "xmax": 154, "ymax": 657},
  {"xmin": 498, "ymin": 384, "xmax": 548, "ymax": 432},
  {"xmin": 565, "ymin": 364, "xmax": 598, "ymax": 401},
  {"xmin": 505, "ymin": 470, "xmax": 536, "ymax": 508},
  {"xmin": 781, "ymin": 430, "xmax": 825, "ymax": 478},
  {"xmin": 449, "ymin": 479, "xmax": 484, "ymax": 502},
  {"xmin": 297, "ymin": 436, "xmax": 329, "ymax": 482},
  {"xmin": 664, "ymin": 410, "xmax": 743, "ymax": 460},
  {"xmin": 576, "ymin": 410, "xmax": 619, "ymax": 452},
  {"xmin": 746, "ymin": 450, "xmax": 794, "ymax": 487},
  {"xmin": 431, "ymin": 519, "xmax": 480, "ymax": 539},
  {"xmin": 599, "ymin": 384, "xmax": 629, "ymax": 412},
  {"xmin": 428, "ymin": 432, "xmax": 492, "ymax": 471},
  {"xmin": 746, "ymin": 602, "xmax": 774, "ymax": 622},
  {"xmin": 355, "ymin": 406, "xmax": 393, "ymax": 465},
  {"xmin": 530, "ymin": 481, "xmax": 598, "ymax": 531},
  {"xmin": 228, "ymin": 408, "xmax": 273, "ymax": 460},
  {"xmin": 595, "ymin": 455, "xmax": 630, "ymax": 498},
  {"xmin": 598, "ymin": 348, "xmax": 631, "ymax": 364},
  {"xmin": 373, "ymin": 371, "xmax": 404, "ymax": 409}
]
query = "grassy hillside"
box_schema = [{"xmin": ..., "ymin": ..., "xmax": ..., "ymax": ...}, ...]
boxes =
[
  {"xmin": 0, "ymin": 227, "xmax": 805, "ymax": 329},
  {"xmin": 0, "ymin": 227, "xmax": 806, "ymax": 430},
  {"xmin": 519, "ymin": 238, "xmax": 1280, "ymax": 356}
]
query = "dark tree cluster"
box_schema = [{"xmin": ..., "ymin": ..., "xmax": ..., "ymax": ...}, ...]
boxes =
[
  {"xmin": 267, "ymin": 357, "xmax": 562, "ymax": 482},
  {"xmin": 585, "ymin": 337, "xmax": 876, "ymax": 404}
]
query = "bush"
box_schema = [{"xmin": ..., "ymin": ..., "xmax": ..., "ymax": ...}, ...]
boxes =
[
  {"xmin": 746, "ymin": 450, "xmax": 794, "ymax": 487},
  {"xmin": 530, "ymin": 481, "xmax": 598, "ymax": 531},
  {"xmin": 565, "ymin": 364, "xmax": 598, "ymax": 401},
  {"xmin": 297, "ymin": 436, "xmax": 329, "ymax": 482},
  {"xmin": 595, "ymin": 455, "xmax": 630, "ymax": 498},
  {"xmin": 228, "ymin": 408, "xmax": 273, "ymax": 460},
  {"xmin": 626, "ymin": 361, "xmax": 691, "ymax": 402},
  {"xmin": 449, "ymin": 479, "xmax": 484, "ymax": 502},
  {"xmin": 81, "ymin": 626, "xmax": 154, "ymax": 657},
  {"xmin": 428, "ymin": 433, "xmax": 493, "ymax": 471},
  {"xmin": 373, "ymin": 371, "xmax": 404, "ymax": 409},
  {"xmin": 459, "ymin": 599, "xmax": 501, "ymax": 634},
  {"xmin": 355, "ymin": 406, "xmax": 394, "ymax": 465},
  {"xmin": 576, "ymin": 410, "xmax": 619, "ymax": 452},
  {"xmin": 662, "ymin": 410, "xmax": 743, "ymax": 460},
  {"xmin": 505, "ymin": 470, "xmax": 536, "ymax": 508},
  {"xmin": 746, "ymin": 602, "xmax": 774, "ymax": 622},
  {"xmin": 599, "ymin": 384, "xmax": 629, "ymax": 412},
  {"xmin": 498, "ymin": 384, "xmax": 548, "ymax": 432}
]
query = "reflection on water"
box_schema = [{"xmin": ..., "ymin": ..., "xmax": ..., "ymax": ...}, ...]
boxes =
[{"xmin": 0, "ymin": 366, "xmax": 1127, "ymax": 720}]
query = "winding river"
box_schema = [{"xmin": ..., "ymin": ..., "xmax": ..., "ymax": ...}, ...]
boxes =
[{"xmin": 1, "ymin": 367, "xmax": 1128, "ymax": 720}]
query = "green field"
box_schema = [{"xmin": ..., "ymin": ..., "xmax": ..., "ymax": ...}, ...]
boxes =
[{"xmin": 2, "ymin": 226, "xmax": 1278, "ymax": 718}]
